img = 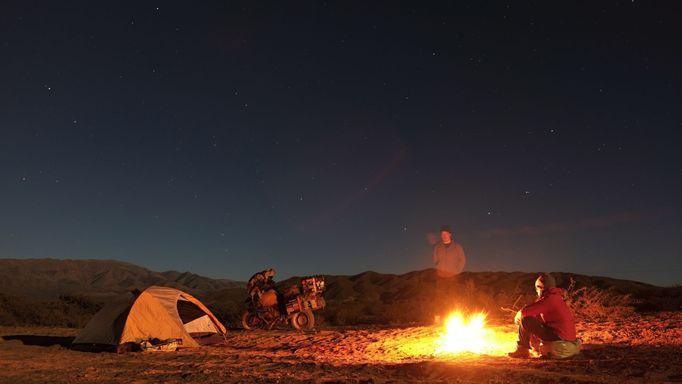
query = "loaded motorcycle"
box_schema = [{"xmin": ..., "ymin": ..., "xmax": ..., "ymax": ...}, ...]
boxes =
[{"xmin": 241, "ymin": 276, "xmax": 326, "ymax": 330}]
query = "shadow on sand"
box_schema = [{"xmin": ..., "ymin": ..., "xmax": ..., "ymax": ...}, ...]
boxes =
[{"xmin": 2, "ymin": 335, "xmax": 75, "ymax": 347}]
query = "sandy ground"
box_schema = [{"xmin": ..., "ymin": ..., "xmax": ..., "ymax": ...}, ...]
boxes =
[{"xmin": 1, "ymin": 312, "xmax": 681, "ymax": 384}]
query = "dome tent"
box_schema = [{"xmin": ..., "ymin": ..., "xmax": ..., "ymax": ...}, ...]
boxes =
[{"xmin": 72, "ymin": 286, "xmax": 226, "ymax": 351}]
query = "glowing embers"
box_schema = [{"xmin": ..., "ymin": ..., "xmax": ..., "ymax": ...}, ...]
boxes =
[{"xmin": 435, "ymin": 310, "xmax": 517, "ymax": 356}]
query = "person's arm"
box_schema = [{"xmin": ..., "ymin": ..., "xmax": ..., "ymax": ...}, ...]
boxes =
[
  {"xmin": 432, "ymin": 245, "xmax": 439, "ymax": 266},
  {"xmin": 453, "ymin": 244, "xmax": 466, "ymax": 274},
  {"xmin": 521, "ymin": 296, "xmax": 551, "ymax": 318}
]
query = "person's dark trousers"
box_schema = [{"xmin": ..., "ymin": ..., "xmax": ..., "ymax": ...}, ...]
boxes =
[{"xmin": 517, "ymin": 316, "xmax": 561, "ymax": 348}]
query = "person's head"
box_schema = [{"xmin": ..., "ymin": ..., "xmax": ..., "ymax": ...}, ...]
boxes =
[
  {"xmin": 535, "ymin": 273, "xmax": 556, "ymax": 297},
  {"xmin": 440, "ymin": 225, "xmax": 453, "ymax": 244},
  {"xmin": 264, "ymin": 268, "xmax": 276, "ymax": 279}
]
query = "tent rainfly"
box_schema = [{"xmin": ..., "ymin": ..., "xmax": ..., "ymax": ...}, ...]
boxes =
[{"xmin": 72, "ymin": 286, "xmax": 226, "ymax": 350}]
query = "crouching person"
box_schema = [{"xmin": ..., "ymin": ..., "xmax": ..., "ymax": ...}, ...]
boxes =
[{"xmin": 508, "ymin": 273, "xmax": 580, "ymax": 359}]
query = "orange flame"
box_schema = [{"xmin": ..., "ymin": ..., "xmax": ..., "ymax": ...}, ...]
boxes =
[
  {"xmin": 435, "ymin": 310, "xmax": 517, "ymax": 356},
  {"xmin": 363, "ymin": 310, "xmax": 518, "ymax": 361}
]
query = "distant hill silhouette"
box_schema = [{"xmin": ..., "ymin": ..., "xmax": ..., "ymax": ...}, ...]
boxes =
[
  {"xmin": 0, "ymin": 258, "xmax": 242, "ymax": 299},
  {"xmin": 0, "ymin": 259, "xmax": 680, "ymax": 328},
  {"xmin": 210, "ymin": 270, "xmax": 682, "ymax": 327}
]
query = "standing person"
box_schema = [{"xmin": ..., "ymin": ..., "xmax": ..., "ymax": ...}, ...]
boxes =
[
  {"xmin": 432, "ymin": 225, "xmax": 466, "ymax": 278},
  {"xmin": 508, "ymin": 273, "xmax": 579, "ymax": 358},
  {"xmin": 431, "ymin": 225, "xmax": 466, "ymax": 324}
]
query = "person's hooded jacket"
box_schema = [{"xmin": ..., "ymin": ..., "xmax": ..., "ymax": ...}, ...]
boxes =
[{"xmin": 521, "ymin": 287, "xmax": 576, "ymax": 341}]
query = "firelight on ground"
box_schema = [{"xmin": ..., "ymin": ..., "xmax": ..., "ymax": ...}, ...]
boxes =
[
  {"xmin": 364, "ymin": 310, "xmax": 518, "ymax": 361},
  {"xmin": 434, "ymin": 310, "xmax": 517, "ymax": 357}
]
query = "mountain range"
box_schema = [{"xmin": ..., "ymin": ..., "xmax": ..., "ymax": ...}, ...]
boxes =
[
  {"xmin": 0, "ymin": 258, "xmax": 242, "ymax": 299},
  {"xmin": 0, "ymin": 258, "xmax": 680, "ymax": 328}
]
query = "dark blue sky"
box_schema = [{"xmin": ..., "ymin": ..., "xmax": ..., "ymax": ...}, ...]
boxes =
[{"xmin": 1, "ymin": 1, "xmax": 681, "ymax": 285}]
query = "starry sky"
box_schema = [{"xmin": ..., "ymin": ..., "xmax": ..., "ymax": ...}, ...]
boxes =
[{"xmin": 1, "ymin": 1, "xmax": 681, "ymax": 285}]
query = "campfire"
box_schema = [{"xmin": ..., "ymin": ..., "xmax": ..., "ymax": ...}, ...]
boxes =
[
  {"xmin": 434, "ymin": 310, "xmax": 517, "ymax": 357},
  {"xmin": 368, "ymin": 309, "xmax": 518, "ymax": 361}
]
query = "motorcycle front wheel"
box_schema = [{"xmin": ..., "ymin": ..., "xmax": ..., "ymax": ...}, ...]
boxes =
[
  {"xmin": 291, "ymin": 309, "xmax": 315, "ymax": 330},
  {"xmin": 241, "ymin": 310, "xmax": 265, "ymax": 330}
]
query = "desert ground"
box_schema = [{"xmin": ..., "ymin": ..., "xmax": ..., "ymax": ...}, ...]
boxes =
[{"xmin": 1, "ymin": 312, "xmax": 681, "ymax": 384}]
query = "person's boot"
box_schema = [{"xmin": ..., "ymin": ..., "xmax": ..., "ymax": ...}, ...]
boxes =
[{"xmin": 508, "ymin": 346, "xmax": 530, "ymax": 358}]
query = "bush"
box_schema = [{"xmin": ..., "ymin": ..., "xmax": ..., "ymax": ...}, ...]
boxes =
[
  {"xmin": 564, "ymin": 277, "xmax": 635, "ymax": 321},
  {"xmin": 0, "ymin": 294, "xmax": 102, "ymax": 328}
]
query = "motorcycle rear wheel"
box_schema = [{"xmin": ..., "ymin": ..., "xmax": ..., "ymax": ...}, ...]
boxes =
[
  {"xmin": 241, "ymin": 310, "xmax": 265, "ymax": 330},
  {"xmin": 291, "ymin": 309, "xmax": 315, "ymax": 330}
]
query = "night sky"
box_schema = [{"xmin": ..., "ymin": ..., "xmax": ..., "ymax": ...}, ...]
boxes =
[{"xmin": 2, "ymin": 2, "xmax": 681, "ymax": 285}]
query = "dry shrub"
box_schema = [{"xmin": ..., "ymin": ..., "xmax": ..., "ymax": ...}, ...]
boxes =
[
  {"xmin": 322, "ymin": 299, "xmax": 365, "ymax": 325},
  {"xmin": 565, "ymin": 278, "xmax": 635, "ymax": 321},
  {"xmin": 451, "ymin": 277, "xmax": 516, "ymax": 320},
  {"xmin": 0, "ymin": 294, "xmax": 102, "ymax": 327},
  {"xmin": 202, "ymin": 298, "xmax": 243, "ymax": 328}
]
